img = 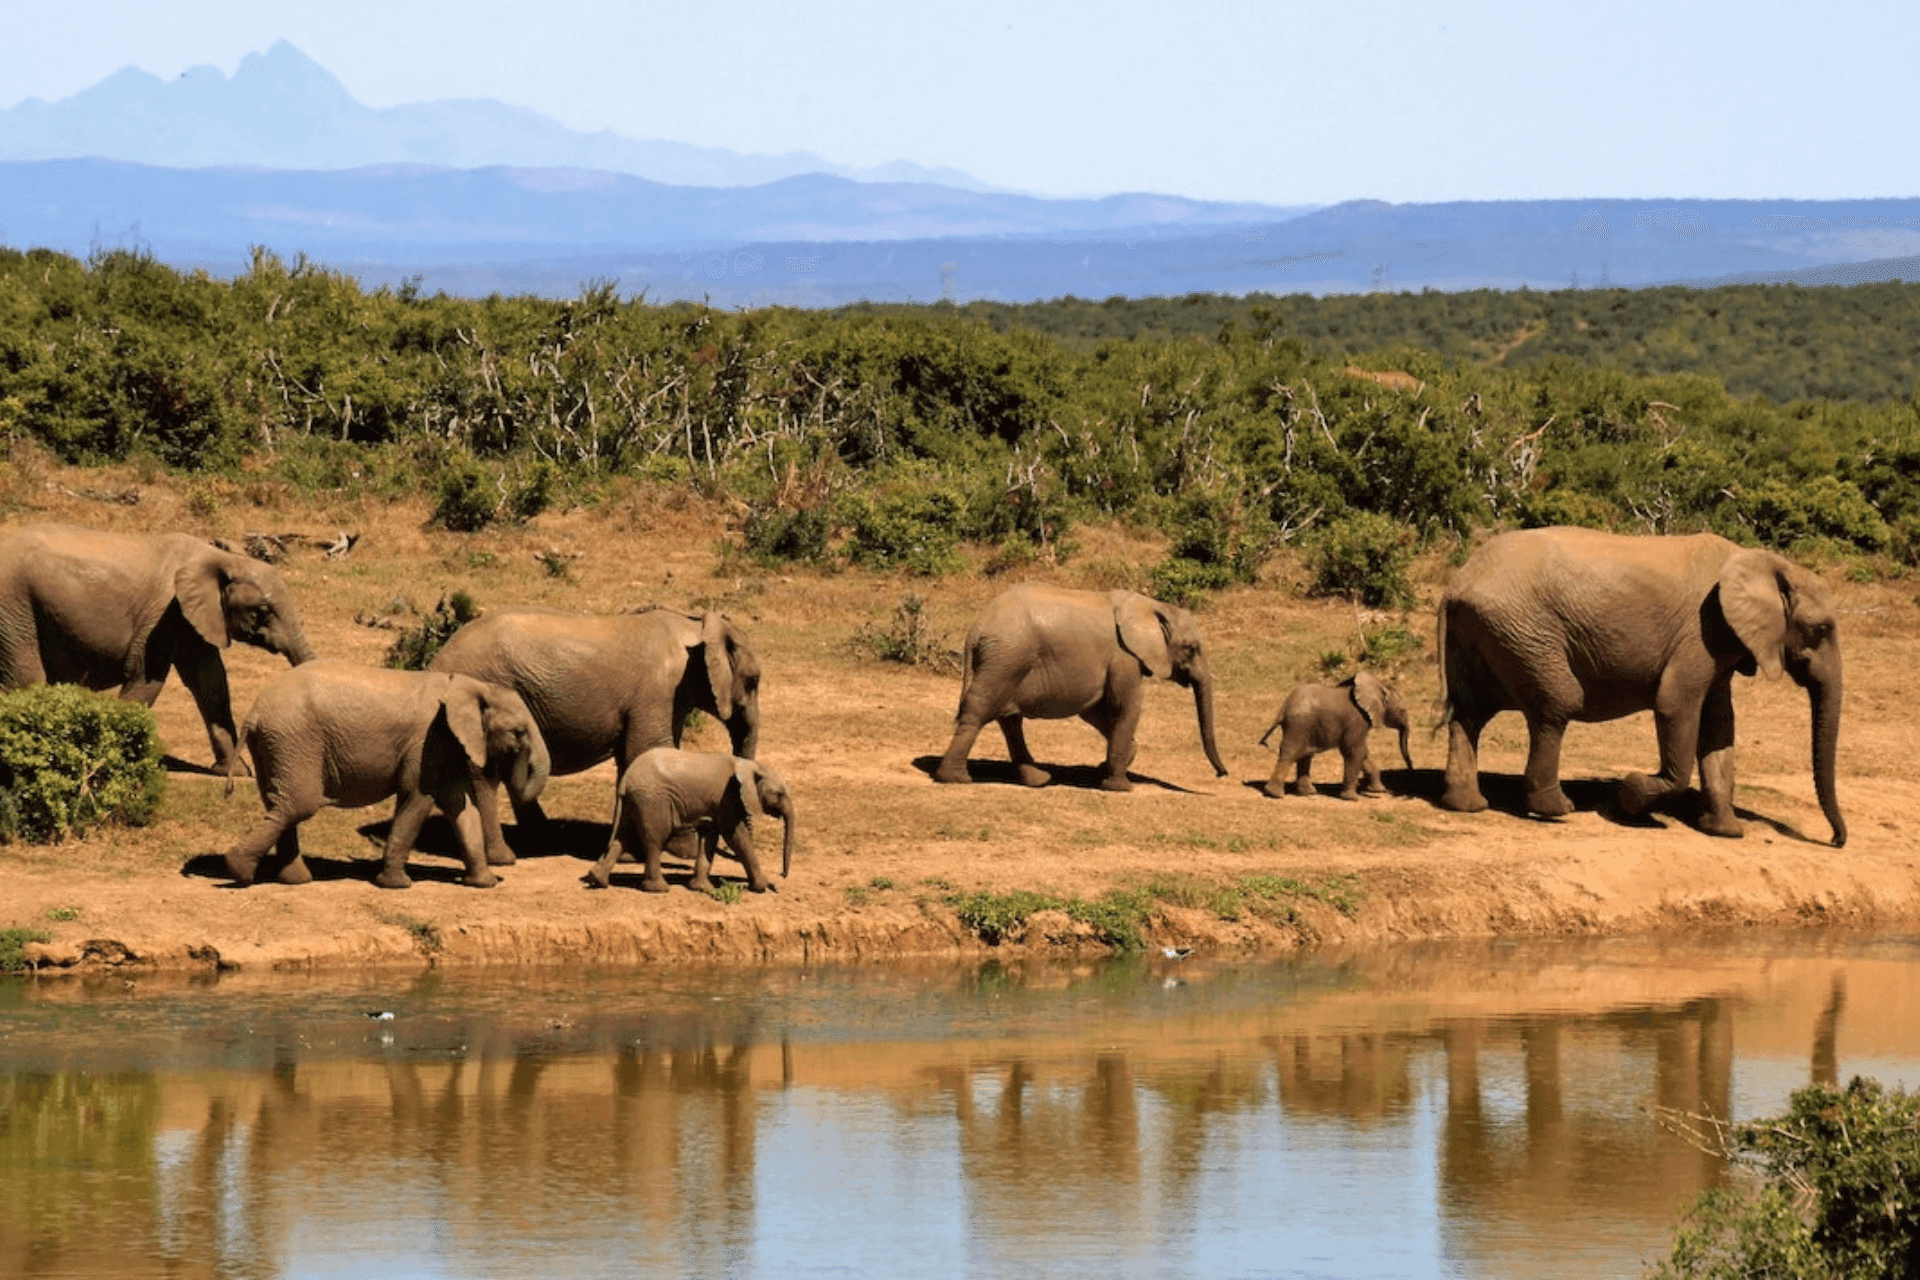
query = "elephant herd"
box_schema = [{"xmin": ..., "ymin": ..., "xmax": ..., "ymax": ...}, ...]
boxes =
[{"xmin": 0, "ymin": 518, "xmax": 1848, "ymax": 899}]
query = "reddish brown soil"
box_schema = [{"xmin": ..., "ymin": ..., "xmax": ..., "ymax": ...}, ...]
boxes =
[{"xmin": 6, "ymin": 460, "xmax": 1919, "ymax": 974}]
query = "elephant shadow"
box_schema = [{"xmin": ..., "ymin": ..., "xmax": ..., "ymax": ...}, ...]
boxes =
[
  {"xmin": 162, "ymin": 754, "xmax": 227, "ymax": 778},
  {"xmin": 909, "ymin": 755, "xmax": 1197, "ymax": 794},
  {"xmin": 179, "ymin": 849, "xmax": 381, "ymax": 886},
  {"xmin": 1388, "ymin": 769, "xmax": 1823, "ymax": 842},
  {"xmin": 489, "ymin": 816, "xmax": 610, "ymax": 861}
]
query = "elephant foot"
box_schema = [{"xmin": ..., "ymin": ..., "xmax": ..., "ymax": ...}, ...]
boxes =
[
  {"xmin": 585, "ymin": 865, "xmax": 613, "ymax": 890},
  {"xmin": 1288, "ymin": 779, "xmax": 1317, "ymax": 798},
  {"xmin": 271, "ymin": 858, "xmax": 313, "ymax": 886},
  {"xmin": 1526, "ymin": 786, "xmax": 1575, "ymax": 818},
  {"xmin": 688, "ymin": 874, "xmax": 715, "ymax": 893},
  {"xmin": 639, "ymin": 876, "xmax": 671, "ymax": 894},
  {"xmin": 1697, "ymin": 810, "xmax": 1745, "ymax": 840},
  {"xmin": 1438, "ymin": 785, "xmax": 1489, "ymax": 813},
  {"xmin": 1260, "ymin": 780, "xmax": 1288, "ymax": 799},
  {"xmin": 1360, "ymin": 784, "xmax": 1387, "ymax": 798},
  {"xmin": 222, "ymin": 852, "xmax": 259, "ymax": 886},
  {"xmin": 1617, "ymin": 773, "xmax": 1672, "ymax": 817},
  {"xmin": 748, "ymin": 879, "xmax": 777, "ymax": 894},
  {"xmin": 932, "ymin": 762, "xmax": 972, "ymax": 785},
  {"xmin": 1099, "ymin": 773, "xmax": 1134, "ymax": 793},
  {"xmin": 486, "ymin": 847, "xmax": 518, "ymax": 868},
  {"xmin": 461, "ymin": 870, "xmax": 500, "ymax": 889},
  {"xmin": 1016, "ymin": 764, "xmax": 1051, "ymax": 788},
  {"xmin": 1337, "ymin": 789, "xmax": 1362, "ymax": 802},
  {"xmin": 373, "ymin": 869, "xmax": 413, "ymax": 890}
]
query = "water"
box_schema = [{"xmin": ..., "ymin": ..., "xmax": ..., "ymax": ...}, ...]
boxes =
[{"xmin": 3, "ymin": 934, "xmax": 1917, "ymax": 1279}]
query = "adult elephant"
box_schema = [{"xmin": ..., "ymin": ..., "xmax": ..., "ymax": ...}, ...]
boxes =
[
  {"xmin": 933, "ymin": 583, "xmax": 1228, "ymax": 791},
  {"xmin": 428, "ymin": 605, "xmax": 761, "ymax": 866},
  {"xmin": 1437, "ymin": 526, "xmax": 1845, "ymax": 846},
  {"xmin": 0, "ymin": 522, "xmax": 317, "ymax": 772}
]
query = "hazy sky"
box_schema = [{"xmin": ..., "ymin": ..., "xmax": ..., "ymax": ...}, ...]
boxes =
[{"xmin": 5, "ymin": 0, "xmax": 1915, "ymax": 204}]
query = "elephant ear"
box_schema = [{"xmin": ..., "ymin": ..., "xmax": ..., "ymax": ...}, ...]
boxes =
[
  {"xmin": 731, "ymin": 758, "xmax": 763, "ymax": 818},
  {"xmin": 1717, "ymin": 551, "xmax": 1789, "ymax": 679},
  {"xmin": 173, "ymin": 557, "xmax": 233, "ymax": 649},
  {"xmin": 1113, "ymin": 593, "xmax": 1173, "ymax": 679},
  {"xmin": 1348, "ymin": 672, "xmax": 1387, "ymax": 728},
  {"xmin": 441, "ymin": 676, "xmax": 492, "ymax": 769},
  {"xmin": 701, "ymin": 612, "xmax": 739, "ymax": 721}
]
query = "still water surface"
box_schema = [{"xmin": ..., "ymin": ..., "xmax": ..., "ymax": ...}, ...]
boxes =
[{"xmin": 3, "ymin": 934, "xmax": 1918, "ymax": 1280}]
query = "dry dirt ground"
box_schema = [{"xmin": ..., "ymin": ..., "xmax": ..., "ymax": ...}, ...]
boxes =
[{"xmin": 6, "ymin": 457, "xmax": 1920, "ymax": 975}]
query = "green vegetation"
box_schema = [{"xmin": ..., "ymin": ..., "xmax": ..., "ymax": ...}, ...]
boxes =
[
  {"xmin": 0, "ymin": 686, "xmax": 166, "ymax": 844},
  {"xmin": 385, "ymin": 591, "xmax": 481, "ymax": 671},
  {"xmin": 948, "ymin": 872, "xmax": 1364, "ymax": 950},
  {"xmin": 707, "ymin": 881, "xmax": 744, "ymax": 905},
  {"xmin": 6, "ymin": 249, "xmax": 1920, "ymax": 602},
  {"xmin": 852, "ymin": 593, "xmax": 957, "ymax": 670},
  {"xmin": 1652, "ymin": 1077, "xmax": 1920, "ymax": 1280},
  {"xmin": 0, "ymin": 927, "xmax": 51, "ymax": 973}
]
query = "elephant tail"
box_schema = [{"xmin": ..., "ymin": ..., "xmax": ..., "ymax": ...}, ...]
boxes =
[{"xmin": 1432, "ymin": 602, "xmax": 1454, "ymax": 731}]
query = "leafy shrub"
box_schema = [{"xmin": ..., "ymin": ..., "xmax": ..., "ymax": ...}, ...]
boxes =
[
  {"xmin": 853, "ymin": 593, "xmax": 957, "ymax": 670},
  {"xmin": 386, "ymin": 591, "xmax": 482, "ymax": 670},
  {"xmin": 1306, "ymin": 512, "xmax": 1416, "ymax": 607},
  {"xmin": 1653, "ymin": 1077, "xmax": 1920, "ymax": 1280},
  {"xmin": 430, "ymin": 459, "xmax": 556, "ymax": 532},
  {"xmin": 0, "ymin": 927, "xmax": 52, "ymax": 973},
  {"xmin": 1740, "ymin": 475, "xmax": 1890, "ymax": 553},
  {"xmin": 0, "ymin": 685, "xmax": 166, "ymax": 844},
  {"xmin": 839, "ymin": 464, "xmax": 966, "ymax": 575},
  {"xmin": 1148, "ymin": 489, "xmax": 1277, "ymax": 606},
  {"xmin": 740, "ymin": 506, "xmax": 833, "ymax": 566}
]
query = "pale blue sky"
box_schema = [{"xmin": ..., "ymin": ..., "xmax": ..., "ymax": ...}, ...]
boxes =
[{"xmin": 4, "ymin": 0, "xmax": 1915, "ymax": 204}]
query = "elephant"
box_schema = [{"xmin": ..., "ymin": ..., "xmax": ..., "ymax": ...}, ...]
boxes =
[
  {"xmin": 0, "ymin": 522, "xmax": 317, "ymax": 772},
  {"xmin": 1259, "ymin": 671, "xmax": 1414, "ymax": 799},
  {"xmin": 429, "ymin": 605, "xmax": 761, "ymax": 866},
  {"xmin": 222, "ymin": 660, "xmax": 551, "ymax": 889},
  {"xmin": 1437, "ymin": 526, "xmax": 1845, "ymax": 846},
  {"xmin": 933, "ymin": 583, "xmax": 1228, "ymax": 791},
  {"xmin": 587, "ymin": 748, "xmax": 794, "ymax": 894}
]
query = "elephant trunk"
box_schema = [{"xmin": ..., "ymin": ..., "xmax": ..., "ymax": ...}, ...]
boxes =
[
  {"xmin": 729, "ymin": 706, "xmax": 760, "ymax": 761},
  {"xmin": 1191, "ymin": 669, "xmax": 1228, "ymax": 778},
  {"xmin": 508, "ymin": 732, "xmax": 551, "ymax": 807},
  {"xmin": 281, "ymin": 631, "xmax": 318, "ymax": 666},
  {"xmin": 771, "ymin": 798, "xmax": 795, "ymax": 878},
  {"xmin": 1804, "ymin": 654, "xmax": 1845, "ymax": 848}
]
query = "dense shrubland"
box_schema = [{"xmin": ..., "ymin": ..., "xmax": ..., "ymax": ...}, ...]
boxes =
[{"xmin": 4, "ymin": 246, "xmax": 1920, "ymax": 607}]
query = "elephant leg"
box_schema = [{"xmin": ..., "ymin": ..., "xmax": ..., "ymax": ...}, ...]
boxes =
[
  {"xmin": 1440, "ymin": 714, "xmax": 1490, "ymax": 812},
  {"xmin": 722, "ymin": 825, "xmax": 775, "ymax": 893},
  {"xmin": 170, "ymin": 644, "xmax": 241, "ymax": 774},
  {"xmin": 374, "ymin": 793, "xmax": 437, "ymax": 890},
  {"xmin": 472, "ymin": 779, "xmax": 517, "ymax": 867},
  {"xmin": 1359, "ymin": 747, "xmax": 1387, "ymax": 797},
  {"xmin": 1521, "ymin": 713, "xmax": 1575, "ymax": 817},
  {"xmin": 1083, "ymin": 700, "xmax": 1138, "ymax": 792},
  {"xmin": 1339, "ymin": 746, "xmax": 1371, "ymax": 800},
  {"xmin": 1692, "ymin": 682, "xmax": 1742, "ymax": 838},
  {"xmin": 934, "ymin": 714, "xmax": 987, "ymax": 784},
  {"xmin": 997, "ymin": 716, "xmax": 1050, "ymax": 787},
  {"xmin": 1263, "ymin": 746, "xmax": 1300, "ymax": 799},
  {"xmin": 687, "ymin": 829, "xmax": 719, "ymax": 894},
  {"xmin": 224, "ymin": 806, "xmax": 311, "ymax": 885},
  {"xmin": 1621, "ymin": 683, "xmax": 1708, "ymax": 822},
  {"xmin": 447, "ymin": 798, "xmax": 499, "ymax": 889},
  {"xmin": 257, "ymin": 826, "xmax": 313, "ymax": 886}
]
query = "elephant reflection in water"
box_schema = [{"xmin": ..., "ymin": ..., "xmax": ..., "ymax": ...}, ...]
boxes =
[
  {"xmin": 1438, "ymin": 1001, "xmax": 1735, "ymax": 1233},
  {"xmin": 1264, "ymin": 1032, "xmax": 1416, "ymax": 1121}
]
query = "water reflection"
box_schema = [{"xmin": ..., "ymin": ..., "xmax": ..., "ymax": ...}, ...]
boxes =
[{"xmin": 3, "ymin": 936, "xmax": 1918, "ymax": 1279}]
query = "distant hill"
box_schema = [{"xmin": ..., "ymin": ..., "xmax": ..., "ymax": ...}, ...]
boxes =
[{"xmin": 0, "ymin": 40, "xmax": 995, "ymax": 190}]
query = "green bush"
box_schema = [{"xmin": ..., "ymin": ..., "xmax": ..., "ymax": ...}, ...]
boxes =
[
  {"xmin": 853, "ymin": 593, "xmax": 957, "ymax": 670},
  {"xmin": 839, "ymin": 464, "xmax": 966, "ymax": 575},
  {"xmin": 1740, "ymin": 475, "xmax": 1890, "ymax": 553},
  {"xmin": 740, "ymin": 506, "xmax": 833, "ymax": 566},
  {"xmin": 1653, "ymin": 1077, "xmax": 1920, "ymax": 1280},
  {"xmin": 0, "ymin": 685, "xmax": 166, "ymax": 844},
  {"xmin": 386, "ymin": 591, "xmax": 482, "ymax": 670},
  {"xmin": 1306, "ymin": 512, "xmax": 1417, "ymax": 607},
  {"xmin": 430, "ymin": 459, "xmax": 556, "ymax": 532},
  {"xmin": 0, "ymin": 927, "xmax": 53, "ymax": 973}
]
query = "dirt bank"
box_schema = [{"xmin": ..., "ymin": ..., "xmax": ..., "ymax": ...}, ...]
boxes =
[{"xmin": 6, "ymin": 469, "xmax": 1920, "ymax": 975}]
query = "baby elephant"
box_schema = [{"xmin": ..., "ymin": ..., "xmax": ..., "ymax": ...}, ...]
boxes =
[
  {"xmin": 589, "ymin": 748, "xmax": 794, "ymax": 894},
  {"xmin": 223, "ymin": 661, "xmax": 550, "ymax": 889},
  {"xmin": 1260, "ymin": 671, "xmax": 1413, "ymax": 800}
]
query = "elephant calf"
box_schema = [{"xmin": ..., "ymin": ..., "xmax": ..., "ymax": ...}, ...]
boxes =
[
  {"xmin": 588, "ymin": 748, "xmax": 794, "ymax": 894},
  {"xmin": 223, "ymin": 661, "xmax": 550, "ymax": 889},
  {"xmin": 1259, "ymin": 672, "xmax": 1413, "ymax": 800}
]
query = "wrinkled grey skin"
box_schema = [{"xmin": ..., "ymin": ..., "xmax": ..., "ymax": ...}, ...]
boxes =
[
  {"xmin": 430, "ymin": 606, "xmax": 761, "ymax": 866},
  {"xmin": 933, "ymin": 582, "xmax": 1229, "ymax": 791},
  {"xmin": 223, "ymin": 661, "xmax": 551, "ymax": 889},
  {"xmin": 588, "ymin": 748, "xmax": 794, "ymax": 895},
  {"xmin": 1259, "ymin": 671, "xmax": 1414, "ymax": 800},
  {"xmin": 1438, "ymin": 527, "xmax": 1845, "ymax": 847},
  {"xmin": 0, "ymin": 522, "xmax": 317, "ymax": 772}
]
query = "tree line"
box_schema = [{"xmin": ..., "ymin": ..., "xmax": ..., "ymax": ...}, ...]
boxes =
[{"xmin": 3, "ymin": 245, "xmax": 1918, "ymax": 604}]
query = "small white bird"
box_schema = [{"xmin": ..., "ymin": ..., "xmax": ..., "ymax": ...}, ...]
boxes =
[
  {"xmin": 364, "ymin": 1010, "xmax": 395, "ymax": 1021},
  {"xmin": 1161, "ymin": 947, "xmax": 1193, "ymax": 960}
]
